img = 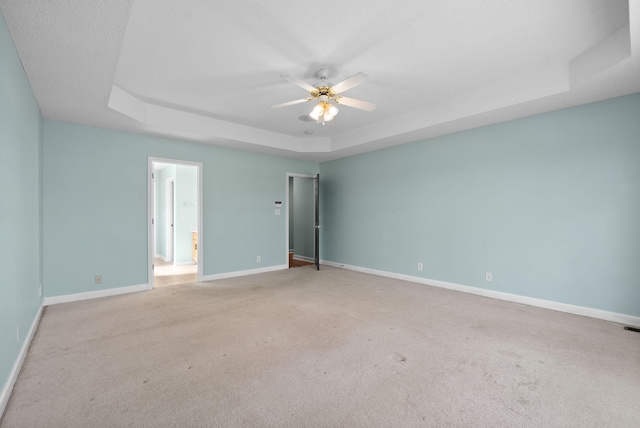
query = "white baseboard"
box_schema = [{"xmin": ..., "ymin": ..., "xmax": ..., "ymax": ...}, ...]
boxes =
[
  {"xmin": 1, "ymin": 303, "xmax": 43, "ymax": 418},
  {"xmin": 321, "ymin": 260, "xmax": 640, "ymax": 327},
  {"xmin": 43, "ymin": 283, "xmax": 151, "ymax": 306},
  {"xmin": 201, "ymin": 264, "xmax": 288, "ymax": 282},
  {"xmin": 155, "ymin": 255, "xmax": 168, "ymax": 262},
  {"xmin": 292, "ymin": 255, "xmax": 314, "ymax": 263}
]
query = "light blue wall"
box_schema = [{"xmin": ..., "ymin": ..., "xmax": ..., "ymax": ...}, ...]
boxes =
[
  {"xmin": 320, "ymin": 93, "xmax": 640, "ymax": 317},
  {"xmin": 0, "ymin": 11, "xmax": 43, "ymax": 407},
  {"xmin": 174, "ymin": 164, "xmax": 198, "ymax": 263},
  {"xmin": 292, "ymin": 177, "xmax": 315, "ymax": 258},
  {"xmin": 43, "ymin": 121, "xmax": 318, "ymax": 297}
]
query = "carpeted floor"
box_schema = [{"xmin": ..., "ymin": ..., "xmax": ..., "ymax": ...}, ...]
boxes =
[{"xmin": 2, "ymin": 266, "xmax": 639, "ymax": 427}]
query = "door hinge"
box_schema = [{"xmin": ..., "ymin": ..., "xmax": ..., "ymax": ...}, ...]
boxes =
[
  {"xmin": 152, "ymin": 218, "xmax": 154, "ymax": 225},
  {"xmin": 152, "ymin": 264, "xmax": 154, "ymax": 270},
  {"xmin": 152, "ymin": 173, "xmax": 155, "ymax": 179}
]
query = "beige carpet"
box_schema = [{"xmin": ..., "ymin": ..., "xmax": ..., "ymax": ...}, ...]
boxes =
[{"xmin": 2, "ymin": 266, "xmax": 639, "ymax": 427}]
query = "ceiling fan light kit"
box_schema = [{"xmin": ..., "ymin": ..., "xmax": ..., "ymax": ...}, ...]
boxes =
[
  {"xmin": 309, "ymin": 101, "xmax": 338, "ymax": 123},
  {"xmin": 272, "ymin": 68, "xmax": 376, "ymax": 124}
]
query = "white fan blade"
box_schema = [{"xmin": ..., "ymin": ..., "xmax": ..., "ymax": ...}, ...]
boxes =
[
  {"xmin": 330, "ymin": 72, "xmax": 369, "ymax": 94},
  {"xmin": 271, "ymin": 98, "xmax": 310, "ymax": 109},
  {"xmin": 283, "ymin": 75, "xmax": 316, "ymax": 92},
  {"xmin": 335, "ymin": 96, "xmax": 376, "ymax": 111}
]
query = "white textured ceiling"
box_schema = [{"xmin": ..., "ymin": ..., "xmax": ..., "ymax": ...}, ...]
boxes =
[{"xmin": 2, "ymin": 0, "xmax": 639, "ymax": 161}]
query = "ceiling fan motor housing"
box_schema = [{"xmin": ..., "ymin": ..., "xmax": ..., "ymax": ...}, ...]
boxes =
[{"xmin": 311, "ymin": 87, "xmax": 336, "ymax": 100}]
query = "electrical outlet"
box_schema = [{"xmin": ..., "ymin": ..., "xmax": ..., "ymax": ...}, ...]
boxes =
[
  {"xmin": 256, "ymin": 256, "xmax": 261, "ymax": 263},
  {"xmin": 485, "ymin": 272, "xmax": 493, "ymax": 282},
  {"xmin": 95, "ymin": 275, "xmax": 102, "ymax": 285},
  {"xmin": 17, "ymin": 325, "xmax": 20, "ymax": 343},
  {"xmin": 417, "ymin": 262, "xmax": 423, "ymax": 271}
]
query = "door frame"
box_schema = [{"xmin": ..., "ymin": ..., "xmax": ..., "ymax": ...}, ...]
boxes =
[
  {"xmin": 153, "ymin": 180, "xmax": 157, "ymax": 256},
  {"xmin": 286, "ymin": 173, "xmax": 319, "ymax": 269},
  {"xmin": 314, "ymin": 173, "xmax": 320, "ymax": 270},
  {"xmin": 148, "ymin": 157, "xmax": 204, "ymax": 289},
  {"xmin": 166, "ymin": 177, "xmax": 175, "ymax": 262}
]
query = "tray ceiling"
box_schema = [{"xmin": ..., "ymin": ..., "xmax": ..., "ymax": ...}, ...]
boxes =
[{"xmin": 2, "ymin": 0, "xmax": 639, "ymax": 161}]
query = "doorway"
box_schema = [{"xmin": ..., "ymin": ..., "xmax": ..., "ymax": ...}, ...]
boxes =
[
  {"xmin": 286, "ymin": 173, "xmax": 320, "ymax": 270},
  {"xmin": 148, "ymin": 158, "xmax": 203, "ymax": 288}
]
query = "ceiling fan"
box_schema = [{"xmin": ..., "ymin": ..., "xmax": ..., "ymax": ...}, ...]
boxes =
[{"xmin": 271, "ymin": 68, "xmax": 376, "ymax": 124}]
